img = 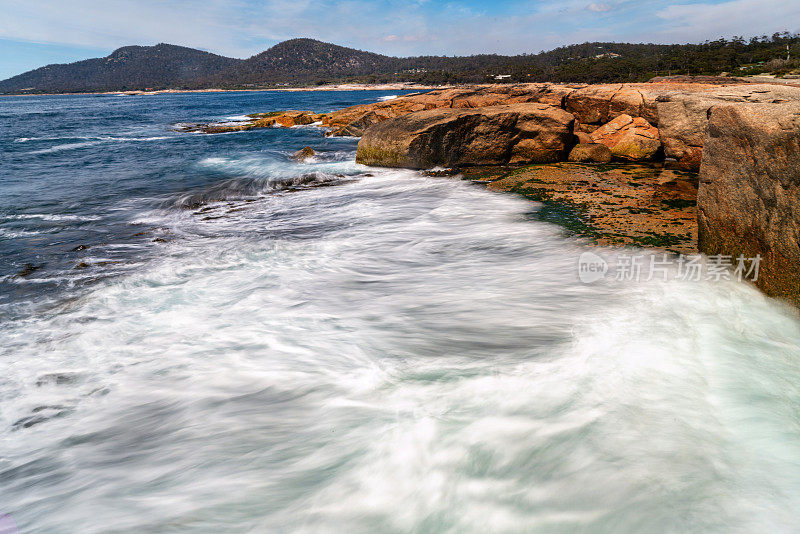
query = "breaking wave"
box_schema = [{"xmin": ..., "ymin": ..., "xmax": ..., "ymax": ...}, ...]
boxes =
[{"xmin": 3, "ymin": 89, "xmax": 800, "ymax": 534}]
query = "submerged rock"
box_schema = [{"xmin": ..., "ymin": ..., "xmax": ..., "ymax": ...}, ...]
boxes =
[
  {"xmin": 291, "ymin": 146, "xmax": 316, "ymax": 161},
  {"xmin": 567, "ymin": 143, "xmax": 612, "ymax": 163},
  {"xmin": 590, "ymin": 115, "xmax": 661, "ymax": 161},
  {"xmin": 421, "ymin": 168, "xmax": 458, "ymax": 177},
  {"xmin": 15, "ymin": 263, "xmax": 43, "ymax": 277},
  {"xmin": 356, "ymin": 103, "xmax": 575, "ymax": 168},
  {"xmin": 36, "ymin": 372, "xmax": 82, "ymax": 387},
  {"xmin": 698, "ymin": 102, "xmax": 800, "ymax": 306}
]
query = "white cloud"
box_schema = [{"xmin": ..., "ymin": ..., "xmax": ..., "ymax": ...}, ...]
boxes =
[
  {"xmin": 381, "ymin": 33, "xmax": 436, "ymax": 43},
  {"xmin": 0, "ymin": 0, "xmax": 252, "ymax": 55},
  {"xmin": 587, "ymin": 3, "xmax": 613, "ymax": 12},
  {"xmin": 656, "ymin": 0, "xmax": 800, "ymax": 42},
  {"xmin": 0, "ymin": 0, "xmax": 795, "ymax": 62}
]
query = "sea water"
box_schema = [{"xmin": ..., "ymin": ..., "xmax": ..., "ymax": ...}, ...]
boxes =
[{"xmin": 1, "ymin": 90, "xmax": 800, "ymax": 533}]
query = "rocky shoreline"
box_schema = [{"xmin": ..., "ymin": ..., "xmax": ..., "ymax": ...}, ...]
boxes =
[
  {"xmin": 185, "ymin": 78, "xmax": 800, "ymax": 306},
  {"xmin": 460, "ymin": 162, "xmax": 698, "ymax": 254}
]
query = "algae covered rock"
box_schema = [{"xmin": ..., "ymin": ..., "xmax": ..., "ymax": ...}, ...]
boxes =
[{"xmin": 567, "ymin": 143, "xmax": 613, "ymax": 163}]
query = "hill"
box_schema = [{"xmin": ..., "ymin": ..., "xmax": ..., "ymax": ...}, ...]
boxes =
[
  {"xmin": 223, "ymin": 38, "xmax": 402, "ymax": 84},
  {"xmin": 0, "ymin": 43, "xmax": 240, "ymax": 93},
  {"xmin": 1, "ymin": 35, "xmax": 799, "ymax": 94}
]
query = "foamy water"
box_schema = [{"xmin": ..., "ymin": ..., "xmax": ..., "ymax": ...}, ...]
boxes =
[{"xmin": 2, "ymin": 91, "xmax": 800, "ymax": 533}]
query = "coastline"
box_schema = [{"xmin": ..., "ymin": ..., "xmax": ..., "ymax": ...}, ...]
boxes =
[
  {"xmin": 180, "ymin": 79, "xmax": 796, "ymax": 306},
  {"xmin": 0, "ymin": 82, "xmax": 450, "ymax": 98},
  {"xmin": 3, "ymin": 75, "xmax": 797, "ymax": 98},
  {"xmin": 5, "ymin": 50, "xmax": 800, "ymax": 533}
]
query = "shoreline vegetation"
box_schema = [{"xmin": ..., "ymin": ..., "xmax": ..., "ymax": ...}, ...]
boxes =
[
  {"xmin": 3, "ymin": 76, "xmax": 799, "ymax": 98},
  {"xmin": 2, "ymin": 35, "xmax": 800, "ymax": 95},
  {"xmin": 3, "ymin": 75, "xmax": 799, "ymax": 98},
  {"xmin": 177, "ymin": 76, "xmax": 800, "ymax": 306}
]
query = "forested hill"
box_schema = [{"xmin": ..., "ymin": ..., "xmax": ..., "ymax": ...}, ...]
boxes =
[
  {"xmin": 2, "ymin": 35, "xmax": 799, "ymax": 94},
  {"xmin": 0, "ymin": 44, "xmax": 240, "ymax": 93},
  {"xmin": 220, "ymin": 39, "xmax": 402, "ymax": 84}
]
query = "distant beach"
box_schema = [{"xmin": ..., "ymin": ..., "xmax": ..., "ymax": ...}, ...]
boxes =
[{"xmin": 0, "ymin": 82, "xmax": 448, "ymax": 97}]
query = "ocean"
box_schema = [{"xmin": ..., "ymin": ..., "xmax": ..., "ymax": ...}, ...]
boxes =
[{"xmin": 1, "ymin": 90, "xmax": 800, "ymax": 533}]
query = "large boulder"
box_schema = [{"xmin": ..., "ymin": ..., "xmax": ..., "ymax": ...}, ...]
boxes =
[
  {"xmin": 656, "ymin": 84, "xmax": 800, "ymax": 170},
  {"xmin": 323, "ymin": 86, "xmax": 491, "ymax": 132},
  {"xmin": 656, "ymin": 93, "xmax": 751, "ymax": 171},
  {"xmin": 698, "ymin": 103, "xmax": 800, "ymax": 306},
  {"xmin": 327, "ymin": 84, "xmax": 579, "ymax": 137},
  {"xmin": 329, "ymin": 109, "xmax": 398, "ymax": 137},
  {"xmin": 448, "ymin": 83, "xmax": 578, "ymax": 109},
  {"xmin": 565, "ymin": 85, "xmax": 659, "ymax": 126},
  {"xmin": 590, "ymin": 115, "xmax": 661, "ymax": 161},
  {"xmin": 356, "ymin": 103, "xmax": 576, "ymax": 168},
  {"xmin": 656, "ymin": 99, "xmax": 708, "ymax": 171}
]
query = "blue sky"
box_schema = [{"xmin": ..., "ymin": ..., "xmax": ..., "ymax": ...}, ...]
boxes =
[{"xmin": 1, "ymin": 0, "xmax": 799, "ymax": 79}]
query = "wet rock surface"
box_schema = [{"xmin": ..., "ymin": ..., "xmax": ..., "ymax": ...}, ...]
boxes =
[
  {"xmin": 462, "ymin": 162, "xmax": 699, "ymax": 254},
  {"xmin": 567, "ymin": 143, "xmax": 613, "ymax": 163},
  {"xmin": 698, "ymin": 102, "xmax": 800, "ymax": 306},
  {"xmin": 291, "ymin": 146, "xmax": 316, "ymax": 161}
]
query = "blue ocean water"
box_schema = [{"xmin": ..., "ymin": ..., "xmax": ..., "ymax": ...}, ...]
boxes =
[
  {"xmin": 0, "ymin": 90, "xmax": 412, "ymax": 316},
  {"xmin": 1, "ymin": 90, "xmax": 800, "ymax": 533}
]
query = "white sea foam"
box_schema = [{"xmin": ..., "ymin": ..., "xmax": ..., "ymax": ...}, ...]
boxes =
[
  {"xmin": 1, "ymin": 213, "xmax": 102, "ymax": 222},
  {"xmin": 0, "ymin": 227, "xmax": 43, "ymax": 238},
  {"xmin": 27, "ymin": 136, "xmax": 171, "ymax": 154},
  {"xmin": 377, "ymin": 94, "xmax": 399, "ymax": 101},
  {"xmin": 2, "ymin": 171, "xmax": 800, "ymax": 532},
  {"xmin": 197, "ymin": 153, "xmax": 363, "ymax": 181},
  {"xmin": 14, "ymin": 135, "xmax": 93, "ymax": 143},
  {"xmin": 28, "ymin": 141, "xmax": 102, "ymax": 154},
  {"xmin": 224, "ymin": 114, "xmax": 253, "ymax": 122}
]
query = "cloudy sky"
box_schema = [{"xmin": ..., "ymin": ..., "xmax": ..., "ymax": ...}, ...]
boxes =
[{"xmin": 1, "ymin": 0, "xmax": 799, "ymax": 79}]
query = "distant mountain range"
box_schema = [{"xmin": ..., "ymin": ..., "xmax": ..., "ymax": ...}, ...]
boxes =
[{"xmin": 2, "ymin": 35, "xmax": 798, "ymax": 94}]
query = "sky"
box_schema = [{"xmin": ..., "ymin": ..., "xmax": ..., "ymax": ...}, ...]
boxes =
[{"xmin": 1, "ymin": 0, "xmax": 799, "ymax": 79}]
